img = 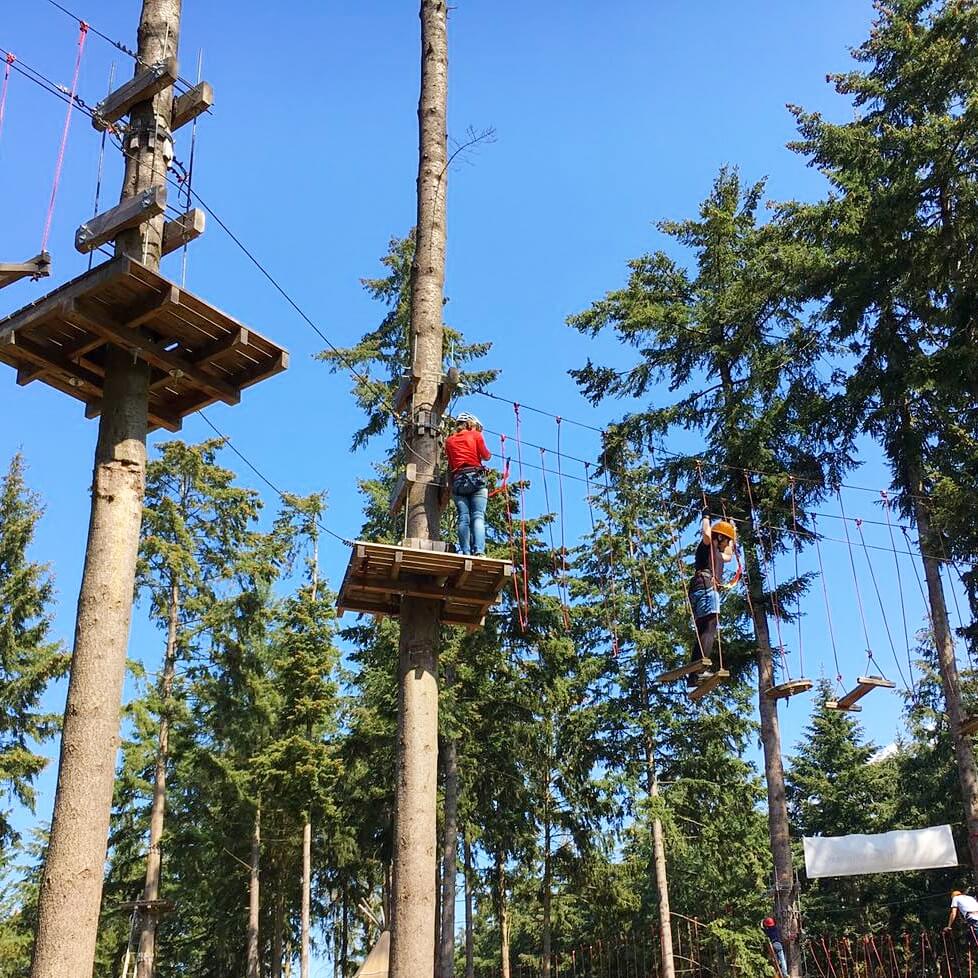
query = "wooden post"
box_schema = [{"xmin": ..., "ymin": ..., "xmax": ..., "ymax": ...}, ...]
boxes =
[
  {"xmin": 389, "ymin": 2, "xmax": 448, "ymax": 978},
  {"xmin": 29, "ymin": 5, "xmax": 179, "ymax": 978}
]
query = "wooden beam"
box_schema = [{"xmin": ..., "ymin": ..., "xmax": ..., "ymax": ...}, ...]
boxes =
[
  {"xmin": 190, "ymin": 327, "xmax": 250, "ymax": 364},
  {"xmin": 5, "ymin": 333, "xmax": 104, "ymax": 393},
  {"xmin": 122, "ymin": 284, "xmax": 182, "ymax": 328},
  {"xmin": 825, "ymin": 675, "xmax": 894, "ymax": 712},
  {"xmin": 161, "ymin": 209, "xmax": 206, "ymax": 256},
  {"xmin": 65, "ymin": 298, "xmax": 240, "ymax": 406},
  {"xmin": 93, "ymin": 57, "xmax": 179, "ymax": 130},
  {"xmin": 765, "ymin": 678, "xmax": 814, "ymax": 701},
  {"xmin": 17, "ymin": 332, "xmax": 107, "ymax": 385},
  {"xmin": 689, "ymin": 669, "xmax": 730, "ymax": 702},
  {"xmin": 84, "ymin": 397, "xmax": 182, "ymax": 433},
  {"xmin": 170, "ymin": 81, "xmax": 213, "ymax": 130},
  {"xmin": 75, "ymin": 186, "xmax": 166, "ymax": 254},
  {"xmin": 0, "ymin": 253, "xmax": 52, "ymax": 290}
]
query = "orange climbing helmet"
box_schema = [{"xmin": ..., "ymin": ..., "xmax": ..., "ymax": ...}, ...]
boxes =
[{"xmin": 711, "ymin": 519, "xmax": 737, "ymax": 543}]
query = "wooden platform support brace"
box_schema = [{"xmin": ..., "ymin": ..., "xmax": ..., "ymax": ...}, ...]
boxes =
[
  {"xmin": 171, "ymin": 81, "xmax": 213, "ymax": 130},
  {"xmin": 766, "ymin": 678, "xmax": 814, "ymax": 701},
  {"xmin": 0, "ymin": 253, "xmax": 51, "ymax": 290},
  {"xmin": 75, "ymin": 186, "xmax": 166, "ymax": 254},
  {"xmin": 92, "ymin": 57, "xmax": 179, "ymax": 130},
  {"xmin": 825, "ymin": 675, "xmax": 895, "ymax": 713},
  {"xmin": 161, "ymin": 209, "xmax": 206, "ymax": 256}
]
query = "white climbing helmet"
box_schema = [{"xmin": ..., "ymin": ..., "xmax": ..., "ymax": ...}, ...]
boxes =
[{"xmin": 455, "ymin": 412, "xmax": 481, "ymax": 427}]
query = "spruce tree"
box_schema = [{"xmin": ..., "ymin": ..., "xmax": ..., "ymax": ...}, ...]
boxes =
[{"xmin": 0, "ymin": 454, "xmax": 67, "ymax": 845}]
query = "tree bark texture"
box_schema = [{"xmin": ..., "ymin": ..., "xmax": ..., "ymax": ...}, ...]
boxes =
[
  {"xmin": 301, "ymin": 818, "xmax": 312, "ymax": 978},
  {"xmin": 464, "ymin": 837, "xmax": 475, "ymax": 978},
  {"xmin": 747, "ymin": 543, "xmax": 800, "ymax": 978},
  {"xmin": 390, "ymin": 2, "xmax": 449, "ymax": 978},
  {"xmin": 247, "ymin": 807, "xmax": 261, "ymax": 978},
  {"xmin": 497, "ymin": 855, "xmax": 511, "ymax": 978},
  {"xmin": 438, "ymin": 703, "xmax": 459, "ymax": 978},
  {"xmin": 29, "ymin": 5, "xmax": 178, "ymax": 978},
  {"xmin": 909, "ymin": 468, "xmax": 978, "ymax": 880},
  {"xmin": 136, "ymin": 581, "xmax": 180, "ymax": 978}
]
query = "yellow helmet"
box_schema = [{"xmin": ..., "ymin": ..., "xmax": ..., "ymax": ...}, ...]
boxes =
[{"xmin": 711, "ymin": 520, "xmax": 737, "ymax": 542}]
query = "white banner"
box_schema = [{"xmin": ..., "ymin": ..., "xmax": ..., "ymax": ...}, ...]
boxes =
[{"xmin": 803, "ymin": 825, "xmax": 957, "ymax": 878}]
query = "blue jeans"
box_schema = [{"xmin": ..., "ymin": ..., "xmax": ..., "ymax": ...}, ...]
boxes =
[
  {"xmin": 770, "ymin": 941, "xmax": 787, "ymax": 975},
  {"xmin": 454, "ymin": 487, "xmax": 488, "ymax": 555}
]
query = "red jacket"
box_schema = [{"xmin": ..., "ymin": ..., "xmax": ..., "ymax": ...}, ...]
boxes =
[{"xmin": 444, "ymin": 429, "xmax": 491, "ymax": 474}]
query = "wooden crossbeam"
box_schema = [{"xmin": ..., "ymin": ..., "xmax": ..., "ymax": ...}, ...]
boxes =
[
  {"xmin": 825, "ymin": 675, "xmax": 895, "ymax": 712},
  {"xmin": 65, "ymin": 294, "xmax": 241, "ymax": 406},
  {"xmin": 93, "ymin": 58, "xmax": 179, "ymax": 130},
  {"xmin": 161, "ymin": 209, "xmax": 206, "ymax": 256},
  {"xmin": 0, "ymin": 252, "xmax": 51, "ymax": 290},
  {"xmin": 17, "ymin": 333, "xmax": 106, "ymax": 386},
  {"xmin": 75, "ymin": 186, "xmax": 166, "ymax": 254},
  {"xmin": 171, "ymin": 81, "xmax": 213, "ymax": 130},
  {"xmin": 191, "ymin": 327, "xmax": 250, "ymax": 364},
  {"xmin": 2, "ymin": 332, "xmax": 103, "ymax": 393},
  {"xmin": 83, "ymin": 396, "xmax": 182, "ymax": 432},
  {"xmin": 655, "ymin": 659, "xmax": 712, "ymax": 684},
  {"xmin": 689, "ymin": 669, "xmax": 730, "ymax": 702},
  {"xmin": 766, "ymin": 678, "xmax": 814, "ymax": 701}
]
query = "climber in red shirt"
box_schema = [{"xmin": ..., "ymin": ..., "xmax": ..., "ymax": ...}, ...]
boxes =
[{"xmin": 444, "ymin": 413, "xmax": 491, "ymax": 555}]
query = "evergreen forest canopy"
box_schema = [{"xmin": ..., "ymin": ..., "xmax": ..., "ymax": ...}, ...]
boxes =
[{"xmin": 2, "ymin": 1, "xmax": 978, "ymax": 977}]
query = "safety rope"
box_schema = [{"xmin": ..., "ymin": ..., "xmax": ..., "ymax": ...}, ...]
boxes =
[
  {"xmin": 0, "ymin": 53, "xmax": 14, "ymax": 153},
  {"xmin": 499, "ymin": 435, "xmax": 526, "ymax": 632},
  {"xmin": 512, "ymin": 405, "xmax": 530, "ymax": 622},
  {"xmin": 881, "ymin": 491, "xmax": 917, "ymax": 696},
  {"xmin": 41, "ymin": 20, "xmax": 89, "ymax": 254},
  {"xmin": 539, "ymin": 447, "xmax": 570, "ymax": 630},
  {"xmin": 554, "ymin": 417, "xmax": 571, "ymax": 614},
  {"xmin": 744, "ymin": 473, "xmax": 790, "ymax": 679},
  {"xmin": 854, "ymin": 517, "xmax": 901, "ymax": 686},
  {"xmin": 812, "ymin": 514, "xmax": 845, "ymax": 693},
  {"xmin": 695, "ymin": 462, "xmax": 724, "ymax": 668},
  {"xmin": 789, "ymin": 479, "xmax": 806, "ymax": 678},
  {"xmin": 838, "ymin": 488, "xmax": 876, "ymax": 675},
  {"xmin": 583, "ymin": 461, "xmax": 619, "ymax": 656}
]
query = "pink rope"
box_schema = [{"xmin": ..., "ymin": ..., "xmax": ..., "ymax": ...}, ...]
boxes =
[
  {"xmin": 41, "ymin": 21, "xmax": 89, "ymax": 254},
  {"xmin": 0, "ymin": 53, "xmax": 14, "ymax": 148}
]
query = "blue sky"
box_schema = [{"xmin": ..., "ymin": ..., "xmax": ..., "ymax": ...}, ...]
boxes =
[{"xmin": 1, "ymin": 0, "xmax": 969, "ymax": 968}]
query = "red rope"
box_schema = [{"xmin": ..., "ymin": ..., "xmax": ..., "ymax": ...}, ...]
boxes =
[
  {"xmin": 41, "ymin": 21, "xmax": 89, "ymax": 254},
  {"xmin": 513, "ymin": 404, "xmax": 530, "ymax": 620},
  {"xmin": 555, "ymin": 417, "xmax": 570, "ymax": 611},
  {"xmin": 0, "ymin": 53, "xmax": 14, "ymax": 149}
]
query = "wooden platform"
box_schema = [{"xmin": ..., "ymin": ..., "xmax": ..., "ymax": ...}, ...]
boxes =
[
  {"xmin": 689, "ymin": 669, "xmax": 730, "ymax": 702},
  {"xmin": 655, "ymin": 659, "xmax": 712, "ymax": 684},
  {"xmin": 336, "ymin": 540, "xmax": 513, "ymax": 628},
  {"xmin": 825, "ymin": 675, "xmax": 895, "ymax": 713},
  {"xmin": 766, "ymin": 678, "xmax": 814, "ymax": 701},
  {"xmin": 0, "ymin": 256, "xmax": 287, "ymax": 431},
  {"xmin": 0, "ymin": 252, "xmax": 51, "ymax": 290}
]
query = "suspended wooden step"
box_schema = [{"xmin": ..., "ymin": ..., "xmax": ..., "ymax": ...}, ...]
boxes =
[
  {"xmin": 960, "ymin": 717, "xmax": 978, "ymax": 738},
  {"xmin": 825, "ymin": 675, "xmax": 895, "ymax": 713},
  {"xmin": 337, "ymin": 540, "xmax": 512, "ymax": 629},
  {"xmin": 0, "ymin": 255, "xmax": 288, "ymax": 432},
  {"xmin": 654, "ymin": 658, "xmax": 712, "ymax": 684},
  {"xmin": 766, "ymin": 678, "xmax": 814, "ymax": 701},
  {"xmin": 0, "ymin": 252, "xmax": 51, "ymax": 290},
  {"xmin": 689, "ymin": 669, "xmax": 730, "ymax": 702}
]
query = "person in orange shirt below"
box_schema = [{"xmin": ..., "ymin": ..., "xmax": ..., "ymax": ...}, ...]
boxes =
[{"xmin": 444, "ymin": 412, "xmax": 491, "ymax": 556}]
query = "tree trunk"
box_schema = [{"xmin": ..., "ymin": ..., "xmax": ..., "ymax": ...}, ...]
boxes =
[
  {"xmin": 390, "ymin": 3, "xmax": 449, "ymax": 978},
  {"xmin": 541, "ymin": 789, "xmax": 552, "ymax": 978},
  {"xmin": 247, "ymin": 807, "xmax": 261, "ymax": 978},
  {"xmin": 496, "ymin": 854, "xmax": 511, "ymax": 978},
  {"xmin": 29, "ymin": 5, "xmax": 178, "ymax": 978},
  {"xmin": 301, "ymin": 818, "xmax": 312, "ymax": 978},
  {"xmin": 342, "ymin": 883, "xmax": 349, "ymax": 977},
  {"xmin": 746, "ymin": 542, "xmax": 799, "ymax": 978},
  {"xmin": 136, "ymin": 580, "xmax": 180, "ymax": 978},
  {"xmin": 908, "ymin": 463, "xmax": 978, "ymax": 880},
  {"xmin": 464, "ymin": 837, "xmax": 475, "ymax": 978},
  {"xmin": 438, "ymin": 679, "xmax": 459, "ymax": 978},
  {"xmin": 272, "ymin": 890, "xmax": 284, "ymax": 978}
]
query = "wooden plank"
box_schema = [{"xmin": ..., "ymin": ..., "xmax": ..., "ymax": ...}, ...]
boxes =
[
  {"xmin": 190, "ymin": 327, "xmax": 250, "ymax": 364},
  {"xmin": 84, "ymin": 396, "xmax": 182, "ymax": 433},
  {"xmin": 689, "ymin": 669, "xmax": 730, "ymax": 702},
  {"xmin": 5, "ymin": 333, "xmax": 104, "ymax": 393},
  {"xmin": 124, "ymin": 284, "xmax": 182, "ymax": 328},
  {"xmin": 393, "ymin": 374, "xmax": 415, "ymax": 414},
  {"xmin": 171, "ymin": 80, "xmax": 213, "ymax": 130},
  {"xmin": 66, "ymin": 298, "xmax": 241, "ymax": 406},
  {"xmin": 93, "ymin": 57, "xmax": 179, "ymax": 129},
  {"xmin": 75, "ymin": 187, "xmax": 166, "ymax": 254},
  {"xmin": 0, "ymin": 253, "xmax": 51, "ymax": 290},
  {"xmin": 161, "ymin": 209, "xmax": 206, "ymax": 256},
  {"xmin": 655, "ymin": 659, "xmax": 712, "ymax": 684},
  {"xmin": 829, "ymin": 675, "xmax": 895, "ymax": 711},
  {"xmin": 824, "ymin": 700, "xmax": 862, "ymax": 713},
  {"xmin": 390, "ymin": 551, "xmax": 403, "ymax": 582},
  {"xmin": 765, "ymin": 678, "xmax": 814, "ymax": 701},
  {"xmin": 455, "ymin": 559, "xmax": 473, "ymax": 589}
]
